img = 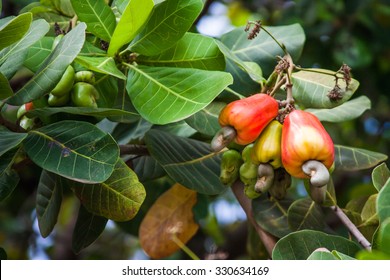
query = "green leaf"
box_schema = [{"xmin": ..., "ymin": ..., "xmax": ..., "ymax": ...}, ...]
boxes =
[
  {"xmin": 111, "ymin": 118, "xmax": 153, "ymax": 144},
  {"xmin": 372, "ymin": 163, "xmax": 390, "ymax": 192},
  {"xmin": 138, "ymin": 33, "xmax": 226, "ymax": 71},
  {"xmin": 272, "ymin": 230, "xmax": 361, "ymax": 260},
  {"xmin": 94, "ymin": 75, "xmax": 119, "ymax": 108},
  {"xmin": 154, "ymin": 120, "xmax": 197, "ymax": 138},
  {"xmin": 6, "ymin": 23, "xmax": 86, "ymax": 105},
  {"xmin": 377, "ymin": 217, "xmax": 390, "ymax": 255},
  {"xmin": 287, "ymin": 197, "xmax": 327, "ymax": 231},
  {"xmin": 72, "ymin": 205, "xmax": 108, "ymax": 254},
  {"xmin": 0, "ymin": 13, "xmax": 32, "ymax": 51},
  {"xmin": 356, "ymin": 250, "xmax": 390, "ymax": 260},
  {"xmin": 0, "ymin": 149, "xmax": 20, "ymax": 202},
  {"xmin": 108, "ymin": 0, "xmax": 154, "ymax": 55},
  {"xmin": 52, "ymin": 0, "xmax": 75, "ymax": 17},
  {"xmin": 75, "ymin": 56, "xmax": 126, "ymax": 80},
  {"xmin": 334, "ymin": 145, "xmax": 388, "ymax": 172},
  {"xmin": 0, "ymin": 73, "xmax": 13, "ymax": 100},
  {"xmin": 36, "ymin": 170, "xmax": 63, "ymax": 237},
  {"xmin": 215, "ymin": 40, "xmax": 264, "ymax": 84},
  {"xmin": 377, "ymin": 179, "xmax": 390, "ymax": 223},
  {"xmin": 133, "ymin": 156, "xmax": 166, "ymax": 182},
  {"xmin": 71, "ymin": 159, "xmax": 146, "ymax": 221},
  {"xmin": 144, "ymin": 129, "xmax": 227, "ymax": 195},
  {"xmin": 307, "ymin": 250, "xmax": 339, "ymax": 260},
  {"xmin": 306, "ymin": 96, "xmax": 371, "ymax": 122},
  {"xmin": 23, "ymin": 120, "xmax": 119, "ymax": 184},
  {"xmin": 128, "ymin": 0, "xmax": 203, "ymax": 56},
  {"xmin": 252, "ymin": 196, "xmax": 292, "ymax": 238},
  {"xmin": 23, "ymin": 36, "xmax": 54, "ymax": 72},
  {"xmin": 331, "ymin": 250, "xmax": 356, "ymax": 260},
  {"xmin": 221, "ymin": 23, "xmax": 305, "ymax": 76},
  {"xmin": 185, "ymin": 101, "xmax": 226, "ymax": 137},
  {"xmin": 126, "ymin": 65, "xmax": 233, "ymax": 124},
  {"xmin": 292, "ymin": 69, "xmax": 360, "ymax": 109},
  {"xmin": 0, "ymin": 19, "xmax": 50, "ymax": 79},
  {"xmin": 109, "ymin": 80, "xmax": 140, "ymax": 123},
  {"xmin": 0, "ymin": 128, "xmax": 27, "ymax": 158},
  {"xmin": 26, "ymin": 106, "xmax": 139, "ymax": 121},
  {"xmin": 70, "ymin": 0, "xmax": 116, "ymax": 42}
]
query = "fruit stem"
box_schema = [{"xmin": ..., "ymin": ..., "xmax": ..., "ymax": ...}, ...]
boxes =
[{"xmin": 258, "ymin": 24, "xmax": 288, "ymax": 56}]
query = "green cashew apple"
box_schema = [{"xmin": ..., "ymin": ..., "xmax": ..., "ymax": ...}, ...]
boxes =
[
  {"xmin": 51, "ymin": 65, "xmax": 75, "ymax": 97},
  {"xmin": 71, "ymin": 82, "xmax": 99, "ymax": 108},
  {"xmin": 48, "ymin": 92, "xmax": 70, "ymax": 107}
]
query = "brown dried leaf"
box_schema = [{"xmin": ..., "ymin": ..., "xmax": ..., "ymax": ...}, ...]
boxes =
[{"xmin": 139, "ymin": 183, "xmax": 199, "ymax": 259}]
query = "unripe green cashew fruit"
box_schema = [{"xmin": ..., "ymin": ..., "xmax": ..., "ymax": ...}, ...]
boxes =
[
  {"xmin": 17, "ymin": 102, "xmax": 34, "ymax": 119},
  {"xmin": 220, "ymin": 149, "xmax": 243, "ymax": 185},
  {"xmin": 74, "ymin": 70, "xmax": 96, "ymax": 84},
  {"xmin": 281, "ymin": 110, "xmax": 334, "ymax": 187},
  {"xmin": 48, "ymin": 92, "xmax": 70, "ymax": 107},
  {"xmin": 19, "ymin": 116, "xmax": 35, "ymax": 130},
  {"xmin": 239, "ymin": 144, "xmax": 261, "ymax": 199},
  {"xmin": 218, "ymin": 93, "xmax": 279, "ymax": 146},
  {"xmin": 51, "ymin": 65, "xmax": 75, "ymax": 97},
  {"xmin": 71, "ymin": 82, "xmax": 99, "ymax": 108}
]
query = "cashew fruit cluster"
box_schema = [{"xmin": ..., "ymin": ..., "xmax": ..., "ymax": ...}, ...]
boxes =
[
  {"xmin": 16, "ymin": 36, "xmax": 100, "ymax": 131},
  {"xmin": 214, "ymin": 94, "xmax": 335, "ymax": 203}
]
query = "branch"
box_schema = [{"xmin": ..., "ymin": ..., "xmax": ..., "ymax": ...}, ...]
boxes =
[
  {"xmin": 231, "ymin": 181, "xmax": 278, "ymax": 258},
  {"xmin": 119, "ymin": 144, "xmax": 149, "ymax": 156},
  {"xmin": 330, "ymin": 205, "xmax": 372, "ymax": 251}
]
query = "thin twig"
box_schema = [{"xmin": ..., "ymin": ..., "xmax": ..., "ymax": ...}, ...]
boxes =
[
  {"xmin": 330, "ymin": 205, "xmax": 372, "ymax": 251},
  {"xmin": 231, "ymin": 181, "xmax": 277, "ymax": 258}
]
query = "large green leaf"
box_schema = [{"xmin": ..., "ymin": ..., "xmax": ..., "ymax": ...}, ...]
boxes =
[
  {"xmin": 36, "ymin": 170, "xmax": 63, "ymax": 237},
  {"xmin": 292, "ymin": 69, "xmax": 360, "ymax": 109},
  {"xmin": 23, "ymin": 36, "xmax": 53, "ymax": 72},
  {"xmin": 0, "ymin": 73, "xmax": 13, "ymax": 101},
  {"xmin": 377, "ymin": 217, "xmax": 390, "ymax": 255},
  {"xmin": 185, "ymin": 101, "xmax": 226, "ymax": 137},
  {"xmin": 252, "ymin": 196, "xmax": 292, "ymax": 238},
  {"xmin": 377, "ymin": 179, "xmax": 390, "ymax": 223},
  {"xmin": 0, "ymin": 19, "xmax": 50, "ymax": 79},
  {"xmin": 23, "ymin": 120, "xmax": 119, "ymax": 184},
  {"xmin": 138, "ymin": 33, "xmax": 225, "ymax": 71},
  {"xmin": 306, "ymin": 96, "xmax": 371, "ymax": 122},
  {"xmin": 287, "ymin": 197, "xmax": 327, "ymax": 231},
  {"xmin": 372, "ymin": 163, "xmax": 390, "ymax": 192},
  {"xmin": 52, "ymin": 0, "xmax": 75, "ymax": 17},
  {"xmin": 307, "ymin": 250, "xmax": 339, "ymax": 260},
  {"xmin": 126, "ymin": 65, "xmax": 233, "ymax": 124},
  {"xmin": 0, "ymin": 13, "xmax": 32, "ymax": 51},
  {"xmin": 71, "ymin": 159, "xmax": 146, "ymax": 221},
  {"xmin": 70, "ymin": 0, "xmax": 116, "ymax": 42},
  {"xmin": 26, "ymin": 106, "xmax": 139, "ymax": 121},
  {"xmin": 6, "ymin": 23, "xmax": 86, "ymax": 105},
  {"xmin": 75, "ymin": 56, "xmax": 126, "ymax": 80},
  {"xmin": 144, "ymin": 129, "xmax": 226, "ymax": 195},
  {"xmin": 0, "ymin": 149, "xmax": 20, "ymax": 202},
  {"xmin": 215, "ymin": 40, "xmax": 264, "ymax": 84},
  {"xmin": 334, "ymin": 145, "xmax": 388, "ymax": 172},
  {"xmin": 0, "ymin": 128, "xmax": 27, "ymax": 157},
  {"xmin": 109, "ymin": 80, "xmax": 140, "ymax": 123},
  {"xmin": 128, "ymin": 0, "xmax": 203, "ymax": 56},
  {"xmin": 108, "ymin": 0, "xmax": 154, "ymax": 55},
  {"xmin": 272, "ymin": 230, "xmax": 361, "ymax": 260},
  {"xmin": 220, "ymin": 23, "xmax": 305, "ymax": 76},
  {"xmin": 72, "ymin": 205, "xmax": 108, "ymax": 254},
  {"xmin": 133, "ymin": 156, "xmax": 166, "ymax": 182}
]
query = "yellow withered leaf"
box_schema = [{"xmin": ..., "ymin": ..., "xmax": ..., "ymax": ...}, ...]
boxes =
[{"xmin": 139, "ymin": 183, "xmax": 199, "ymax": 259}]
